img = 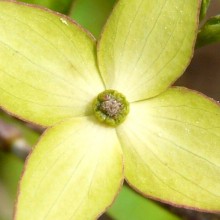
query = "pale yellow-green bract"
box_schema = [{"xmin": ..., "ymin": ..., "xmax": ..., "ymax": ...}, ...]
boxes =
[{"xmin": 0, "ymin": 0, "xmax": 219, "ymax": 220}]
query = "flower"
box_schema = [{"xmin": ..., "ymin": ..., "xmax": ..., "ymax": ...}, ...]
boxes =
[{"xmin": 0, "ymin": 0, "xmax": 219, "ymax": 219}]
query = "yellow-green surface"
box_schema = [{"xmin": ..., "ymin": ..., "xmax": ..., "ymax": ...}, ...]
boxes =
[
  {"xmin": 98, "ymin": 0, "xmax": 199, "ymax": 102},
  {"xmin": 0, "ymin": 1, "xmax": 104, "ymax": 127},
  {"xmin": 117, "ymin": 87, "xmax": 220, "ymax": 211},
  {"xmin": 16, "ymin": 117, "xmax": 123, "ymax": 220},
  {"xmin": 0, "ymin": 0, "xmax": 219, "ymax": 219},
  {"xmin": 0, "ymin": 112, "xmax": 179, "ymax": 220}
]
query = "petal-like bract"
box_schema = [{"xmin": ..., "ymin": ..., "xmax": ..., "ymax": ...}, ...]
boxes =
[
  {"xmin": 0, "ymin": 1, "xmax": 104, "ymax": 127},
  {"xmin": 15, "ymin": 117, "xmax": 123, "ymax": 220},
  {"xmin": 117, "ymin": 87, "xmax": 220, "ymax": 211},
  {"xmin": 98, "ymin": 0, "xmax": 200, "ymax": 102}
]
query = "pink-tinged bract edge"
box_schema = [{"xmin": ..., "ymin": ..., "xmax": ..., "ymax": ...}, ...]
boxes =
[
  {"xmin": 13, "ymin": 116, "xmax": 125, "ymax": 220},
  {"xmin": 125, "ymin": 86, "xmax": 220, "ymax": 214},
  {"xmin": 0, "ymin": 0, "xmax": 99, "ymax": 128},
  {"xmin": 96, "ymin": 0, "xmax": 202, "ymax": 103}
]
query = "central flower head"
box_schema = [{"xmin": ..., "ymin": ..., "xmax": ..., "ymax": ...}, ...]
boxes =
[{"xmin": 93, "ymin": 90, "xmax": 129, "ymax": 126}]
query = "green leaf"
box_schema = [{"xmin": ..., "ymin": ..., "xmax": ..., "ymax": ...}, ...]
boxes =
[
  {"xmin": 70, "ymin": 0, "xmax": 116, "ymax": 38},
  {"xmin": 98, "ymin": 0, "xmax": 200, "ymax": 102},
  {"xmin": 200, "ymin": 0, "xmax": 211, "ymax": 21},
  {"xmin": 20, "ymin": 0, "xmax": 73, "ymax": 14},
  {"xmin": 0, "ymin": 1, "xmax": 104, "ymax": 127},
  {"xmin": 116, "ymin": 87, "xmax": 220, "ymax": 211},
  {"xmin": 108, "ymin": 186, "xmax": 180, "ymax": 220},
  {"xmin": 196, "ymin": 15, "xmax": 220, "ymax": 48},
  {"xmin": 15, "ymin": 117, "xmax": 123, "ymax": 220}
]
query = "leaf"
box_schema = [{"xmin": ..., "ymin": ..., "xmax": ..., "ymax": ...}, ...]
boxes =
[
  {"xmin": 200, "ymin": 0, "xmax": 211, "ymax": 21},
  {"xmin": 20, "ymin": 0, "xmax": 73, "ymax": 14},
  {"xmin": 0, "ymin": 1, "xmax": 104, "ymax": 127},
  {"xmin": 108, "ymin": 186, "xmax": 180, "ymax": 220},
  {"xmin": 98, "ymin": 0, "xmax": 200, "ymax": 102},
  {"xmin": 196, "ymin": 15, "xmax": 220, "ymax": 48},
  {"xmin": 69, "ymin": 0, "xmax": 116, "ymax": 38},
  {"xmin": 116, "ymin": 87, "xmax": 220, "ymax": 211},
  {"xmin": 15, "ymin": 117, "xmax": 123, "ymax": 220}
]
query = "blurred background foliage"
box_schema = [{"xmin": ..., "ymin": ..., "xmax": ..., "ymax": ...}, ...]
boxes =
[
  {"xmin": 20, "ymin": 0, "xmax": 73, "ymax": 14},
  {"xmin": 70, "ymin": 0, "xmax": 115, "ymax": 38},
  {"xmin": 0, "ymin": 0, "xmax": 220, "ymax": 220}
]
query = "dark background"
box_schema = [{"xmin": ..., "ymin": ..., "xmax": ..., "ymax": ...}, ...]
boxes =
[{"xmin": 176, "ymin": 0, "xmax": 220, "ymax": 101}]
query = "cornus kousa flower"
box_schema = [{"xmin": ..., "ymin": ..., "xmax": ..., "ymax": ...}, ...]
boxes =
[{"xmin": 0, "ymin": 0, "xmax": 219, "ymax": 219}]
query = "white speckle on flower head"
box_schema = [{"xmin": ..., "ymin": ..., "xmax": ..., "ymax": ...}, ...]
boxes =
[{"xmin": 60, "ymin": 18, "xmax": 68, "ymax": 25}]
